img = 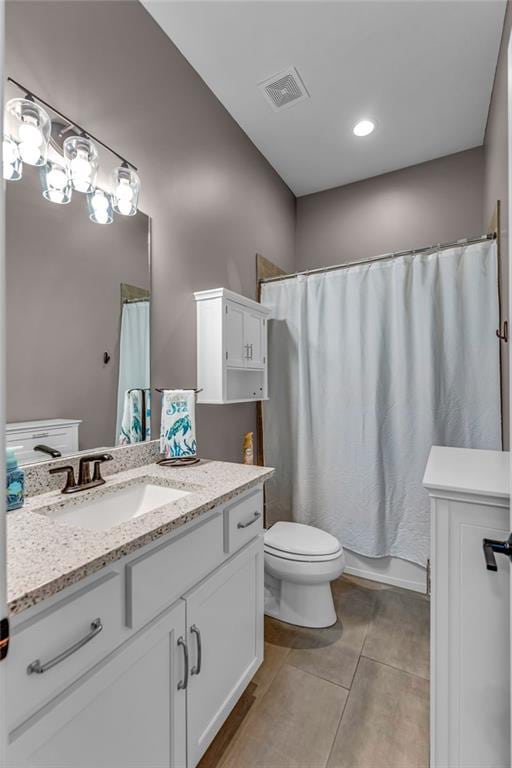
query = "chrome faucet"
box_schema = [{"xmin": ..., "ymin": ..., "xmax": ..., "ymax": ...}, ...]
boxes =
[{"xmin": 49, "ymin": 453, "xmax": 114, "ymax": 494}]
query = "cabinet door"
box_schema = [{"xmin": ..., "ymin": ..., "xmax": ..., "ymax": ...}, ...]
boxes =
[
  {"xmin": 244, "ymin": 312, "xmax": 266, "ymax": 369},
  {"xmin": 185, "ymin": 537, "xmax": 263, "ymax": 768},
  {"xmin": 8, "ymin": 602, "xmax": 187, "ymax": 768},
  {"xmin": 225, "ymin": 302, "xmax": 245, "ymax": 368}
]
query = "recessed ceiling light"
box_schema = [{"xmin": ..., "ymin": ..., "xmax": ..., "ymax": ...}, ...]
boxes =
[{"xmin": 353, "ymin": 120, "xmax": 375, "ymax": 137}]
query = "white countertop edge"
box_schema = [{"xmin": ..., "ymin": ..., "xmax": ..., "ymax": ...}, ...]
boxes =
[{"xmin": 423, "ymin": 446, "xmax": 510, "ymax": 501}]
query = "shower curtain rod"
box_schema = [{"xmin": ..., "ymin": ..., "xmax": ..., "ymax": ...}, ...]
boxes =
[{"xmin": 259, "ymin": 232, "xmax": 496, "ymax": 284}]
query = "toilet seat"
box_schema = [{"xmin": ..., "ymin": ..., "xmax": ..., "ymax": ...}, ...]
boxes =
[
  {"xmin": 264, "ymin": 546, "xmax": 343, "ymax": 563},
  {"xmin": 264, "ymin": 521, "xmax": 341, "ymax": 562}
]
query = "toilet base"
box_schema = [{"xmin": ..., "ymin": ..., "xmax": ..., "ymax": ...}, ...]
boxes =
[{"xmin": 264, "ymin": 575, "xmax": 337, "ymax": 628}]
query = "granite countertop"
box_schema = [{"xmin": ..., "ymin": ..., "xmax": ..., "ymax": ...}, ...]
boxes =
[{"xmin": 8, "ymin": 459, "xmax": 274, "ymax": 616}]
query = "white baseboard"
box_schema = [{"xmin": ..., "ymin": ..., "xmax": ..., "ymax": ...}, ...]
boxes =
[{"xmin": 344, "ymin": 549, "xmax": 426, "ymax": 594}]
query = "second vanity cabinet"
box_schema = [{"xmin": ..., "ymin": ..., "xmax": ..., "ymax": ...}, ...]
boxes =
[{"xmin": 6, "ymin": 486, "xmax": 264, "ymax": 768}]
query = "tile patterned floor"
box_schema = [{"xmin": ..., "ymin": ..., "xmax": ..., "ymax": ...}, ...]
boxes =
[{"xmin": 199, "ymin": 575, "xmax": 430, "ymax": 768}]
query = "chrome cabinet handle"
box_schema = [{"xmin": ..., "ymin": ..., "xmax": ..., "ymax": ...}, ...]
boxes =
[
  {"xmin": 237, "ymin": 512, "xmax": 261, "ymax": 529},
  {"xmin": 190, "ymin": 625, "xmax": 202, "ymax": 676},
  {"xmin": 27, "ymin": 618, "xmax": 103, "ymax": 675},
  {"xmin": 244, "ymin": 344, "xmax": 250, "ymax": 359},
  {"xmin": 249, "ymin": 344, "xmax": 253, "ymax": 359},
  {"xmin": 177, "ymin": 636, "xmax": 189, "ymax": 690}
]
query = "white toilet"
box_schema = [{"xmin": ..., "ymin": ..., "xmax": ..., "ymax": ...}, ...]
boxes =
[{"xmin": 264, "ymin": 521, "xmax": 346, "ymax": 628}]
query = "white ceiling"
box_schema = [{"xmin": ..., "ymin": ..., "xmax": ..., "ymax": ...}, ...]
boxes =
[{"xmin": 142, "ymin": 0, "xmax": 506, "ymax": 196}]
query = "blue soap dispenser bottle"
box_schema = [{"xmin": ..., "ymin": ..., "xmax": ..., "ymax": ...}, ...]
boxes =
[{"xmin": 6, "ymin": 448, "xmax": 24, "ymax": 511}]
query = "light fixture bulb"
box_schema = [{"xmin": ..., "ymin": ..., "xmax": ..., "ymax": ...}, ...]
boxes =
[
  {"xmin": 3, "ymin": 137, "xmax": 18, "ymax": 165},
  {"xmin": 18, "ymin": 141, "xmax": 41, "ymax": 165},
  {"xmin": 5, "ymin": 98, "xmax": 50, "ymax": 166},
  {"xmin": 2, "ymin": 136, "xmax": 22, "ymax": 181},
  {"xmin": 40, "ymin": 160, "xmax": 72, "ymax": 204},
  {"xmin": 87, "ymin": 188, "xmax": 113, "ymax": 224},
  {"xmin": 46, "ymin": 166, "xmax": 67, "ymax": 190},
  {"xmin": 92, "ymin": 192, "xmax": 109, "ymax": 213},
  {"xmin": 116, "ymin": 180, "xmax": 134, "ymax": 201},
  {"xmin": 353, "ymin": 119, "xmax": 375, "ymax": 137},
  {"xmin": 18, "ymin": 121, "xmax": 42, "ymax": 147},
  {"xmin": 111, "ymin": 164, "xmax": 140, "ymax": 216},
  {"xmin": 63, "ymin": 135, "xmax": 98, "ymax": 193}
]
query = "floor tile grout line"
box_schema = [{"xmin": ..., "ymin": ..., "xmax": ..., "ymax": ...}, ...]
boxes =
[
  {"xmin": 282, "ymin": 660, "xmax": 352, "ymax": 692},
  {"xmin": 286, "ymin": 656, "xmax": 353, "ymax": 691},
  {"xmin": 360, "ymin": 652, "xmax": 430, "ymax": 682},
  {"xmin": 324, "ymin": 653, "xmax": 363, "ymax": 768}
]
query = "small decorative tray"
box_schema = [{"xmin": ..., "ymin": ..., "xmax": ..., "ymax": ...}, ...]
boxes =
[{"xmin": 157, "ymin": 456, "xmax": 201, "ymax": 468}]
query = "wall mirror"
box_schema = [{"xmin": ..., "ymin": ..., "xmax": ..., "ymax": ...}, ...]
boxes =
[{"xmin": 5, "ymin": 85, "xmax": 151, "ymax": 465}]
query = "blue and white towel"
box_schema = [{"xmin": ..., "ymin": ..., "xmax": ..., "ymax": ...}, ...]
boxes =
[
  {"xmin": 119, "ymin": 389, "xmax": 151, "ymax": 445},
  {"xmin": 160, "ymin": 390, "xmax": 197, "ymax": 458}
]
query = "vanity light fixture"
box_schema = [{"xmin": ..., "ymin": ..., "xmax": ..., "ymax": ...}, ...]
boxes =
[
  {"xmin": 63, "ymin": 135, "xmax": 99, "ymax": 194},
  {"xmin": 5, "ymin": 96, "xmax": 51, "ymax": 166},
  {"xmin": 87, "ymin": 187, "xmax": 114, "ymax": 225},
  {"xmin": 4, "ymin": 77, "xmax": 141, "ymax": 220},
  {"xmin": 40, "ymin": 160, "xmax": 72, "ymax": 205},
  {"xmin": 2, "ymin": 136, "xmax": 22, "ymax": 181},
  {"xmin": 112, "ymin": 163, "xmax": 140, "ymax": 216},
  {"xmin": 353, "ymin": 119, "xmax": 375, "ymax": 137}
]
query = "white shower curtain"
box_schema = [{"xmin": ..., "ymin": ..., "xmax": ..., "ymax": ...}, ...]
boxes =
[
  {"xmin": 261, "ymin": 241, "xmax": 501, "ymax": 566},
  {"xmin": 115, "ymin": 300, "xmax": 151, "ymax": 442}
]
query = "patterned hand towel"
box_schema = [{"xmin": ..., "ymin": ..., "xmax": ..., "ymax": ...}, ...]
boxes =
[
  {"xmin": 119, "ymin": 388, "xmax": 151, "ymax": 445},
  {"xmin": 160, "ymin": 390, "xmax": 197, "ymax": 458}
]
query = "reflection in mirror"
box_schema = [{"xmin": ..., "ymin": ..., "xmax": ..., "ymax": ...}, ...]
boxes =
[{"xmin": 6, "ymin": 163, "xmax": 151, "ymax": 465}]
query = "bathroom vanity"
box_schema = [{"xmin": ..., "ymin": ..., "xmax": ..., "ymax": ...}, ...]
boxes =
[
  {"xmin": 6, "ymin": 450, "xmax": 272, "ymax": 768},
  {"xmin": 424, "ymin": 447, "xmax": 510, "ymax": 768}
]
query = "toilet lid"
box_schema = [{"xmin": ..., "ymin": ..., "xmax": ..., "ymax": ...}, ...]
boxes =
[{"xmin": 264, "ymin": 521, "xmax": 341, "ymax": 557}]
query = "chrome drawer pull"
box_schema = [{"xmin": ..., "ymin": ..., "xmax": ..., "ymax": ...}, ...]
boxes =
[
  {"xmin": 27, "ymin": 618, "xmax": 103, "ymax": 675},
  {"xmin": 190, "ymin": 625, "xmax": 202, "ymax": 676},
  {"xmin": 237, "ymin": 512, "xmax": 261, "ymax": 529},
  {"xmin": 177, "ymin": 637, "xmax": 189, "ymax": 690}
]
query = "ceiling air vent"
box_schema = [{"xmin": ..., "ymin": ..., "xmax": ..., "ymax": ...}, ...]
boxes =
[{"xmin": 259, "ymin": 67, "xmax": 310, "ymax": 112}]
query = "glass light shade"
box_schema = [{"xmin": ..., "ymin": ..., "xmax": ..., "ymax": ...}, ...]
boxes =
[
  {"xmin": 3, "ymin": 136, "xmax": 22, "ymax": 181},
  {"xmin": 40, "ymin": 161, "xmax": 72, "ymax": 204},
  {"xmin": 112, "ymin": 165, "xmax": 140, "ymax": 216},
  {"xmin": 87, "ymin": 188, "xmax": 113, "ymax": 224},
  {"xmin": 5, "ymin": 98, "xmax": 51, "ymax": 167},
  {"xmin": 63, "ymin": 135, "xmax": 99, "ymax": 193}
]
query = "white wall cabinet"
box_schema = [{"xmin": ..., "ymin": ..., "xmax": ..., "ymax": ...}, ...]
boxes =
[
  {"xmin": 6, "ymin": 485, "xmax": 265, "ymax": 768},
  {"xmin": 195, "ymin": 288, "xmax": 270, "ymax": 403},
  {"xmin": 423, "ymin": 447, "xmax": 510, "ymax": 768}
]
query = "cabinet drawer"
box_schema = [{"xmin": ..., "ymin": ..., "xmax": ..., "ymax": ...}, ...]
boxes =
[
  {"xmin": 126, "ymin": 511, "xmax": 224, "ymax": 630},
  {"xmin": 224, "ymin": 488, "xmax": 263, "ymax": 554},
  {"xmin": 7, "ymin": 430, "xmax": 77, "ymax": 464},
  {"xmin": 8, "ymin": 571, "xmax": 122, "ymax": 731}
]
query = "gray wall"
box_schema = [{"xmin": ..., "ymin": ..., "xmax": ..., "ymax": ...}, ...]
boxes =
[
  {"xmin": 6, "ymin": 0, "xmax": 296, "ymax": 463},
  {"xmin": 296, "ymin": 147, "xmax": 485, "ymax": 271},
  {"xmin": 6, "ymin": 165, "xmax": 149, "ymax": 450},
  {"xmin": 484, "ymin": 0, "xmax": 512, "ymax": 449}
]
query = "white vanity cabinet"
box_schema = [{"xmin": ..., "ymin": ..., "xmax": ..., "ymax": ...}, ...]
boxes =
[
  {"xmin": 8, "ymin": 601, "xmax": 187, "ymax": 768},
  {"xmin": 423, "ymin": 447, "xmax": 510, "ymax": 768},
  {"xmin": 6, "ymin": 485, "xmax": 265, "ymax": 768},
  {"xmin": 6, "ymin": 419, "xmax": 81, "ymax": 465},
  {"xmin": 185, "ymin": 539, "xmax": 263, "ymax": 766},
  {"xmin": 194, "ymin": 288, "xmax": 270, "ymax": 403}
]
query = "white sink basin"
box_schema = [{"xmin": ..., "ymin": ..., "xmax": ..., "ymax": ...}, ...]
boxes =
[{"xmin": 46, "ymin": 483, "xmax": 191, "ymax": 531}]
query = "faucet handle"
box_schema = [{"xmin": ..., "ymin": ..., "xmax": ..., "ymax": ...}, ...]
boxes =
[
  {"xmin": 49, "ymin": 465, "xmax": 76, "ymax": 493},
  {"xmin": 78, "ymin": 453, "xmax": 113, "ymax": 485},
  {"xmin": 92, "ymin": 454, "xmax": 114, "ymax": 482},
  {"xmin": 78, "ymin": 453, "xmax": 114, "ymax": 486}
]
